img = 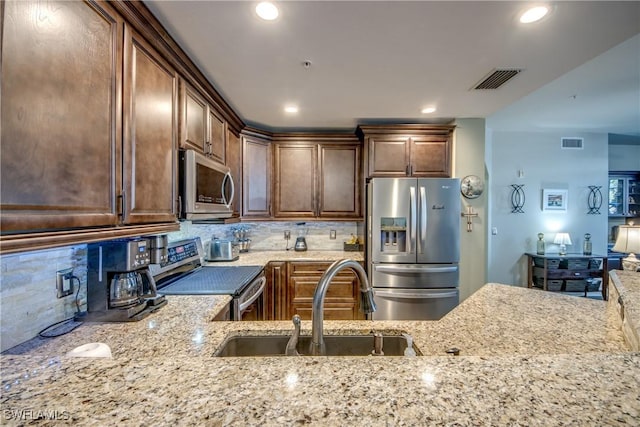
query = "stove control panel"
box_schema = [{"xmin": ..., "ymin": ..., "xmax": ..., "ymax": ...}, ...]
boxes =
[{"xmin": 167, "ymin": 241, "xmax": 200, "ymax": 264}]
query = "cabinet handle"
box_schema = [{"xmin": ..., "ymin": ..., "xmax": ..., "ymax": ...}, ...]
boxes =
[
  {"xmin": 406, "ymin": 164, "xmax": 410, "ymax": 175},
  {"xmin": 117, "ymin": 193, "xmax": 126, "ymax": 218}
]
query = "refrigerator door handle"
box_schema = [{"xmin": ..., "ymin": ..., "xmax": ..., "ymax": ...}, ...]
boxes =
[
  {"xmin": 409, "ymin": 186, "xmax": 417, "ymax": 254},
  {"xmin": 419, "ymin": 186, "xmax": 427, "ymax": 254},
  {"xmin": 375, "ymin": 290, "xmax": 459, "ymax": 299},
  {"xmin": 374, "ymin": 265, "xmax": 458, "ymax": 274}
]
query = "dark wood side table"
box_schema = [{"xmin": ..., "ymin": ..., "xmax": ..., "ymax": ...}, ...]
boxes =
[{"xmin": 525, "ymin": 253, "xmax": 609, "ymax": 300}]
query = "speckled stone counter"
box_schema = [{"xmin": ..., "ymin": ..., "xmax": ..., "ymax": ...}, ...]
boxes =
[
  {"xmin": 609, "ymin": 270, "xmax": 640, "ymax": 351},
  {"xmin": 2, "ymin": 280, "xmax": 639, "ymax": 425}
]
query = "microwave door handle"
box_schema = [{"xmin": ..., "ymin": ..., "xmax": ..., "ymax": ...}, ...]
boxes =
[{"xmin": 222, "ymin": 171, "xmax": 235, "ymax": 208}]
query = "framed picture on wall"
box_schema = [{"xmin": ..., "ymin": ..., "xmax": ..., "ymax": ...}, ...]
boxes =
[{"xmin": 542, "ymin": 189, "xmax": 568, "ymax": 211}]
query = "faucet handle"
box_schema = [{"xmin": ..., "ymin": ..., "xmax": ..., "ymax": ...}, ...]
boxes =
[{"xmin": 285, "ymin": 314, "xmax": 301, "ymax": 356}]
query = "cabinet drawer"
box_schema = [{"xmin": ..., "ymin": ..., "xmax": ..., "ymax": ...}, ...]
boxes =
[
  {"xmin": 289, "ymin": 261, "xmax": 358, "ymax": 278},
  {"xmin": 291, "ymin": 277, "xmax": 356, "ymax": 300},
  {"xmin": 533, "ymin": 267, "xmax": 589, "ymax": 279}
]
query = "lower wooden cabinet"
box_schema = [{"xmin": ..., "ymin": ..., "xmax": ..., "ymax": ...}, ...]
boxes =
[{"xmin": 265, "ymin": 261, "xmax": 365, "ymax": 321}]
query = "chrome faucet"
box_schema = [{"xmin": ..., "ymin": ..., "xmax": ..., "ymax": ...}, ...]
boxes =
[{"xmin": 310, "ymin": 259, "xmax": 377, "ymax": 356}]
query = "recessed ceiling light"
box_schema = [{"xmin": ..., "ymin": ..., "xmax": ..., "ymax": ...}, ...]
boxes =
[
  {"xmin": 256, "ymin": 2, "xmax": 279, "ymax": 21},
  {"xmin": 421, "ymin": 107, "xmax": 437, "ymax": 114},
  {"xmin": 284, "ymin": 106, "xmax": 298, "ymax": 114},
  {"xmin": 519, "ymin": 6, "xmax": 549, "ymax": 24}
]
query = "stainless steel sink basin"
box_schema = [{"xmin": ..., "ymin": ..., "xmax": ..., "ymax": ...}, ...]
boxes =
[{"xmin": 214, "ymin": 334, "xmax": 421, "ymax": 357}]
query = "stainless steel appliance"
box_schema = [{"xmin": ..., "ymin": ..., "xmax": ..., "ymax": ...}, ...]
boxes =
[
  {"xmin": 207, "ymin": 237, "xmax": 239, "ymax": 262},
  {"xmin": 179, "ymin": 149, "xmax": 235, "ymax": 220},
  {"xmin": 294, "ymin": 222, "xmax": 308, "ymax": 251},
  {"xmin": 152, "ymin": 238, "xmax": 265, "ymax": 321},
  {"xmin": 81, "ymin": 239, "xmax": 167, "ymax": 322},
  {"xmin": 367, "ymin": 178, "xmax": 461, "ymax": 320}
]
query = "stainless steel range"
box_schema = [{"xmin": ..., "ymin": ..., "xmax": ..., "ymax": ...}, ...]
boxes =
[{"xmin": 150, "ymin": 238, "xmax": 265, "ymax": 321}]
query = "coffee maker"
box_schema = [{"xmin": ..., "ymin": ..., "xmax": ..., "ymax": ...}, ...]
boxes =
[{"xmin": 81, "ymin": 238, "xmax": 167, "ymax": 322}]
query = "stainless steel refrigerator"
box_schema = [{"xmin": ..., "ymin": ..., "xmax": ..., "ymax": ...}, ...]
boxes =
[{"xmin": 367, "ymin": 177, "xmax": 461, "ymax": 320}]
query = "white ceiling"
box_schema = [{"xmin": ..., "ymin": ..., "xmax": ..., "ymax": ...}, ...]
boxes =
[{"xmin": 144, "ymin": 1, "xmax": 640, "ymax": 135}]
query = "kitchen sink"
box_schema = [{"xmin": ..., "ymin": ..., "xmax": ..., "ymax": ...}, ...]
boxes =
[{"xmin": 214, "ymin": 334, "xmax": 421, "ymax": 357}]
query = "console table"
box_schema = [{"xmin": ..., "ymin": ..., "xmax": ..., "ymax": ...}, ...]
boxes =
[{"xmin": 525, "ymin": 253, "xmax": 609, "ymax": 300}]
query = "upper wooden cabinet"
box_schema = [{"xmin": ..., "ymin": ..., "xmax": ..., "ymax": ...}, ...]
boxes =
[
  {"xmin": 1, "ymin": 0, "xmax": 123, "ymax": 233},
  {"xmin": 179, "ymin": 80, "xmax": 226, "ymax": 164},
  {"xmin": 122, "ymin": 24, "xmax": 178, "ymax": 224},
  {"xmin": 273, "ymin": 144, "xmax": 318, "ymax": 218},
  {"xmin": 357, "ymin": 125, "xmax": 454, "ymax": 178},
  {"xmin": 242, "ymin": 131, "xmax": 272, "ymax": 218},
  {"xmin": 272, "ymin": 134, "xmax": 362, "ymax": 220},
  {"xmin": 0, "ymin": 1, "xmax": 181, "ymax": 253}
]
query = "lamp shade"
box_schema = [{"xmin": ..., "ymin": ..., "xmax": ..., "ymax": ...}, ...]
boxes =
[
  {"xmin": 553, "ymin": 232, "xmax": 572, "ymax": 245},
  {"xmin": 612, "ymin": 225, "xmax": 640, "ymax": 254}
]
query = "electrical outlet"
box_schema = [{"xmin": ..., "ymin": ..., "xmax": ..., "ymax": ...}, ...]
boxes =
[
  {"xmin": 329, "ymin": 230, "xmax": 336, "ymax": 240},
  {"xmin": 56, "ymin": 268, "xmax": 74, "ymax": 298},
  {"xmin": 284, "ymin": 230, "xmax": 291, "ymax": 240}
]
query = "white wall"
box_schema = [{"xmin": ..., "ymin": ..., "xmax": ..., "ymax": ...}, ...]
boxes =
[
  {"xmin": 609, "ymin": 134, "xmax": 640, "ymax": 171},
  {"xmin": 487, "ymin": 131, "xmax": 609, "ymax": 286},
  {"xmin": 453, "ymin": 118, "xmax": 487, "ymax": 301}
]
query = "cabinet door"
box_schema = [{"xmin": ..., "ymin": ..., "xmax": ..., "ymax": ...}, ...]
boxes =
[
  {"xmin": 265, "ymin": 261, "xmax": 287, "ymax": 320},
  {"xmin": 1, "ymin": 0, "xmax": 122, "ymax": 232},
  {"xmin": 410, "ymin": 135, "xmax": 451, "ymax": 177},
  {"xmin": 286, "ymin": 261, "xmax": 365, "ymax": 320},
  {"xmin": 180, "ymin": 84, "xmax": 207, "ymax": 154},
  {"xmin": 368, "ymin": 137, "xmax": 409, "ymax": 177},
  {"xmin": 318, "ymin": 144, "xmax": 361, "ymax": 218},
  {"xmin": 273, "ymin": 144, "xmax": 317, "ymax": 218},
  {"xmin": 242, "ymin": 136, "xmax": 271, "ymax": 217},
  {"xmin": 608, "ymin": 177, "xmax": 626, "ymax": 216},
  {"xmin": 629, "ymin": 178, "xmax": 640, "ymax": 217},
  {"xmin": 122, "ymin": 25, "xmax": 178, "ymax": 224},
  {"xmin": 208, "ymin": 108, "xmax": 226, "ymax": 164}
]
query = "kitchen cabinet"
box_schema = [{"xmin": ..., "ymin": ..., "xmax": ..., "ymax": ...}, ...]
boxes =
[
  {"xmin": 285, "ymin": 261, "xmax": 366, "ymax": 321},
  {"xmin": 179, "ymin": 80, "xmax": 226, "ymax": 164},
  {"xmin": 122, "ymin": 24, "xmax": 178, "ymax": 224},
  {"xmin": 357, "ymin": 125, "xmax": 454, "ymax": 178},
  {"xmin": 242, "ymin": 131, "xmax": 272, "ymax": 218},
  {"xmin": 272, "ymin": 135, "xmax": 362, "ymax": 219},
  {"xmin": 273, "ymin": 144, "xmax": 317, "ymax": 218},
  {"xmin": 1, "ymin": 0, "xmax": 123, "ymax": 232},
  {"xmin": 526, "ymin": 253, "xmax": 609, "ymax": 300},
  {"xmin": 608, "ymin": 173, "xmax": 640, "ymax": 217},
  {"xmin": 264, "ymin": 261, "xmax": 287, "ymax": 321}
]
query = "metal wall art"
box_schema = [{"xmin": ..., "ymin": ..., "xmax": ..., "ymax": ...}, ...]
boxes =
[
  {"xmin": 510, "ymin": 184, "xmax": 525, "ymax": 213},
  {"xmin": 587, "ymin": 185, "xmax": 603, "ymax": 214}
]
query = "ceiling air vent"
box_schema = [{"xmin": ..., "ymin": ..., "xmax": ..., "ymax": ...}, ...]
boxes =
[
  {"xmin": 473, "ymin": 69, "xmax": 522, "ymax": 90},
  {"xmin": 561, "ymin": 137, "xmax": 584, "ymax": 149}
]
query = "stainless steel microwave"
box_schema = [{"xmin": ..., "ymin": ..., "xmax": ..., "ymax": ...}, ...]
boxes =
[{"xmin": 179, "ymin": 150, "xmax": 234, "ymax": 220}]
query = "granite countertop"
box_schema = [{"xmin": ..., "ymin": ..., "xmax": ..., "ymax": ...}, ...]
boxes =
[{"xmin": 1, "ymin": 273, "xmax": 639, "ymax": 425}]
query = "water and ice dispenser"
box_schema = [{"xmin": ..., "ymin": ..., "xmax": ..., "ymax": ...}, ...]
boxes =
[{"xmin": 379, "ymin": 217, "xmax": 407, "ymax": 253}]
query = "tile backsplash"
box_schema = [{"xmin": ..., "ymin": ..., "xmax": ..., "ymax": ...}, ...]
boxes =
[
  {"xmin": 0, "ymin": 220, "xmax": 363, "ymax": 351},
  {"xmin": 1, "ymin": 245, "xmax": 87, "ymax": 352},
  {"xmin": 169, "ymin": 220, "xmax": 363, "ymax": 252}
]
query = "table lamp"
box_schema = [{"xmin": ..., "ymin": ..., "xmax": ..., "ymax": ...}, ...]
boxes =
[
  {"xmin": 554, "ymin": 232, "xmax": 572, "ymax": 255},
  {"xmin": 612, "ymin": 225, "xmax": 640, "ymax": 271}
]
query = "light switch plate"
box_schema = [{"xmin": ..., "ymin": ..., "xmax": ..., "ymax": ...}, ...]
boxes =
[{"xmin": 330, "ymin": 230, "xmax": 336, "ymax": 240}]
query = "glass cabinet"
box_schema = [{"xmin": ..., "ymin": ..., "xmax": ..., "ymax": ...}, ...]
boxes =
[{"xmin": 609, "ymin": 174, "xmax": 640, "ymax": 217}]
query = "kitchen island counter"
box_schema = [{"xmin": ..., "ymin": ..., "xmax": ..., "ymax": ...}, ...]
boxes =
[{"xmin": 1, "ymin": 276, "xmax": 639, "ymax": 425}]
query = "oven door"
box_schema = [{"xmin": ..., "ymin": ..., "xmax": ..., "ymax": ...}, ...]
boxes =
[{"xmin": 233, "ymin": 274, "xmax": 266, "ymax": 321}]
